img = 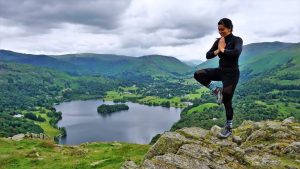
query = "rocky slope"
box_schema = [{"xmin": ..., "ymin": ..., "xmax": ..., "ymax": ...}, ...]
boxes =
[{"xmin": 122, "ymin": 117, "xmax": 300, "ymax": 169}]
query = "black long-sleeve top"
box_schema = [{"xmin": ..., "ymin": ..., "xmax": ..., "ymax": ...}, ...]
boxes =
[{"xmin": 206, "ymin": 33, "xmax": 243, "ymax": 68}]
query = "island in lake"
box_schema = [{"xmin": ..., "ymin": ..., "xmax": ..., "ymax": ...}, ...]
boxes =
[{"xmin": 97, "ymin": 104, "xmax": 129, "ymax": 115}]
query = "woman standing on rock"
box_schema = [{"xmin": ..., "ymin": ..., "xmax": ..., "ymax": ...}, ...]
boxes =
[{"xmin": 194, "ymin": 18, "xmax": 243, "ymax": 138}]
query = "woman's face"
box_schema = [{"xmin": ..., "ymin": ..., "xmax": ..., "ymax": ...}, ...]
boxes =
[{"xmin": 218, "ymin": 24, "xmax": 231, "ymax": 37}]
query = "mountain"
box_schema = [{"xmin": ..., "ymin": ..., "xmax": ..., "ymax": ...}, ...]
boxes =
[
  {"xmin": 240, "ymin": 43, "xmax": 300, "ymax": 75},
  {"xmin": 0, "ymin": 50, "xmax": 79, "ymax": 73},
  {"xmin": 53, "ymin": 53, "xmax": 192, "ymax": 77},
  {"xmin": 0, "ymin": 50, "xmax": 192, "ymax": 78},
  {"xmin": 183, "ymin": 59, "xmax": 204, "ymax": 67},
  {"xmin": 122, "ymin": 117, "xmax": 300, "ymax": 169}
]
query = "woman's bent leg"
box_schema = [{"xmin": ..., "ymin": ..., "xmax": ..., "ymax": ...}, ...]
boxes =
[{"xmin": 194, "ymin": 68, "xmax": 222, "ymax": 88}]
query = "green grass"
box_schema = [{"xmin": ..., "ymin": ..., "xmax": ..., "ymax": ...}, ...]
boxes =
[
  {"xmin": 0, "ymin": 138, "xmax": 150, "ymax": 169},
  {"xmin": 34, "ymin": 116, "xmax": 60, "ymax": 138},
  {"xmin": 104, "ymin": 89, "xmax": 142, "ymax": 101},
  {"xmin": 182, "ymin": 88, "xmax": 209, "ymax": 101},
  {"xmin": 254, "ymin": 99, "xmax": 299, "ymax": 120},
  {"xmin": 137, "ymin": 96, "xmax": 187, "ymax": 108},
  {"xmin": 277, "ymin": 156, "xmax": 300, "ymax": 169},
  {"xmin": 185, "ymin": 103, "xmax": 219, "ymax": 115},
  {"xmin": 104, "ymin": 91, "xmax": 124, "ymax": 101},
  {"xmin": 104, "ymin": 88, "xmax": 190, "ymax": 108},
  {"xmin": 21, "ymin": 109, "xmax": 60, "ymax": 138}
]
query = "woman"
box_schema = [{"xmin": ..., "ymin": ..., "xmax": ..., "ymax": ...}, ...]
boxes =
[{"xmin": 194, "ymin": 18, "xmax": 243, "ymax": 138}]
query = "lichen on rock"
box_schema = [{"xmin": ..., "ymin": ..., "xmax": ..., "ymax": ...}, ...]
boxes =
[{"xmin": 122, "ymin": 117, "xmax": 300, "ymax": 169}]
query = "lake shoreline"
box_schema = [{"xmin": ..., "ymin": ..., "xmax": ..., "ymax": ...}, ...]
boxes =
[{"xmin": 54, "ymin": 100, "xmax": 182, "ymax": 145}]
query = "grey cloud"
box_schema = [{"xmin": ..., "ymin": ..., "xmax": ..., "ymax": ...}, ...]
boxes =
[
  {"xmin": 1, "ymin": 0, "xmax": 298, "ymax": 60},
  {"xmin": 0, "ymin": 0, "xmax": 131, "ymax": 32},
  {"xmin": 255, "ymin": 28, "xmax": 296, "ymax": 38},
  {"xmin": 142, "ymin": 16, "xmax": 216, "ymax": 40}
]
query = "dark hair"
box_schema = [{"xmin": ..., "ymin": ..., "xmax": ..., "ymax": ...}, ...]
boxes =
[{"xmin": 218, "ymin": 18, "xmax": 233, "ymax": 32}]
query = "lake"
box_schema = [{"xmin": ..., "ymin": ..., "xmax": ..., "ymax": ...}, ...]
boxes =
[{"xmin": 55, "ymin": 100, "xmax": 182, "ymax": 145}]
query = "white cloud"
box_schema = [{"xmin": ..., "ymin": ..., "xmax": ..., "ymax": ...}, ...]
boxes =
[{"xmin": 0, "ymin": 0, "xmax": 299, "ymax": 61}]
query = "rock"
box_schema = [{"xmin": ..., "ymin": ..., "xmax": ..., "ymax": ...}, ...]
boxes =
[
  {"xmin": 176, "ymin": 127, "xmax": 208, "ymax": 140},
  {"xmin": 90, "ymin": 159, "xmax": 110, "ymax": 167},
  {"xmin": 232, "ymin": 135, "xmax": 242, "ymax": 145},
  {"xmin": 120, "ymin": 160, "xmax": 138, "ymax": 169},
  {"xmin": 241, "ymin": 120, "xmax": 254, "ymax": 126},
  {"xmin": 245, "ymin": 154, "xmax": 281, "ymax": 167},
  {"xmin": 2, "ymin": 137, "xmax": 12, "ymax": 141},
  {"xmin": 210, "ymin": 125, "xmax": 222, "ymax": 137},
  {"xmin": 39, "ymin": 133, "xmax": 44, "ymax": 139},
  {"xmin": 266, "ymin": 143, "xmax": 289, "ymax": 155},
  {"xmin": 265, "ymin": 121, "xmax": 288, "ymax": 133},
  {"xmin": 261, "ymin": 154, "xmax": 281, "ymax": 166},
  {"xmin": 283, "ymin": 142, "xmax": 300, "ymax": 155},
  {"xmin": 12, "ymin": 134, "xmax": 25, "ymax": 141},
  {"xmin": 141, "ymin": 159, "xmax": 156, "ymax": 168},
  {"xmin": 246, "ymin": 129, "xmax": 268, "ymax": 141},
  {"xmin": 152, "ymin": 153, "xmax": 210, "ymax": 169},
  {"xmin": 271, "ymin": 130, "xmax": 294, "ymax": 139},
  {"xmin": 25, "ymin": 132, "xmax": 31, "ymax": 138},
  {"xmin": 176, "ymin": 144, "xmax": 212, "ymax": 161},
  {"xmin": 144, "ymin": 132, "xmax": 188, "ymax": 160},
  {"xmin": 32, "ymin": 133, "xmax": 39, "ymax": 138},
  {"xmin": 111, "ymin": 141, "xmax": 122, "ymax": 147},
  {"xmin": 240, "ymin": 127, "xmax": 254, "ymax": 141},
  {"xmin": 253, "ymin": 121, "xmax": 265, "ymax": 129},
  {"xmin": 283, "ymin": 116, "xmax": 296, "ymax": 124},
  {"xmin": 216, "ymin": 139, "xmax": 237, "ymax": 148},
  {"xmin": 135, "ymin": 119, "xmax": 300, "ymax": 169},
  {"xmin": 232, "ymin": 147, "xmax": 247, "ymax": 164},
  {"xmin": 26, "ymin": 150, "xmax": 39, "ymax": 158}
]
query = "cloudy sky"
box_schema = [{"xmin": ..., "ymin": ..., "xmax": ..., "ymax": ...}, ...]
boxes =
[{"xmin": 0, "ymin": 0, "xmax": 299, "ymax": 61}]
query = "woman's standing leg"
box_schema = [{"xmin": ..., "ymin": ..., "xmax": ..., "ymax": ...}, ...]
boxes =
[{"xmin": 218, "ymin": 70, "xmax": 240, "ymax": 138}]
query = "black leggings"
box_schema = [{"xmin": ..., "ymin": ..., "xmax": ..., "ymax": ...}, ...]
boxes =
[{"xmin": 194, "ymin": 67, "xmax": 240, "ymax": 121}]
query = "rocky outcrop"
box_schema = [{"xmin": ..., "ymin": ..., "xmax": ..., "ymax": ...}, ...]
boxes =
[
  {"xmin": 7, "ymin": 132, "xmax": 50, "ymax": 141},
  {"xmin": 122, "ymin": 117, "xmax": 300, "ymax": 169},
  {"xmin": 11, "ymin": 133, "xmax": 25, "ymax": 141}
]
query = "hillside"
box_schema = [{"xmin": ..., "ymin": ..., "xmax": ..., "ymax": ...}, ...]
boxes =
[
  {"xmin": 53, "ymin": 54, "xmax": 192, "ymax": 78},
  {"xmin": 122, "ymin": 117, "xmax": 300, "ymax": 169},
  {"xmin": 0, "ymin": 50, "xmax": 78, "ymax": 73},
  {"xmin": 0, "ymin": 136, "xmax": 150, "ymax": 169},
  {"xmin": 0, "ymin": 50, "xmax": 192, "ymax": 78},
  {"xmin": 0, "ymin": 60, "xmax": 120, "ymax": 137}
]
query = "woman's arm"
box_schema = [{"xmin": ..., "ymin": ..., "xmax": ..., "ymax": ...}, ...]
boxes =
[
  {"xmin": 206, "ymin": 39, "xmax": 220, "ymax": 59},
  {"xmin": 219, "ymin": 37, "xmax": 243, "ymax": 57}
]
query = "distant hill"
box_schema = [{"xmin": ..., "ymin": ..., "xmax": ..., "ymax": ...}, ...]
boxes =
[
  {"xmin": 0, "ymin": 50, "xmax": 78, "ymax": 73},
  {"xmin": 1, "ymin": 41, "xmax": 299, "ymax": 80},
  {"xmin": 0, "ymin": 50, "xmax": 192, "ymax": 78},
  {"xmin": 182, "ymin": 59, "xmax": 203, "ymax": 67}
]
